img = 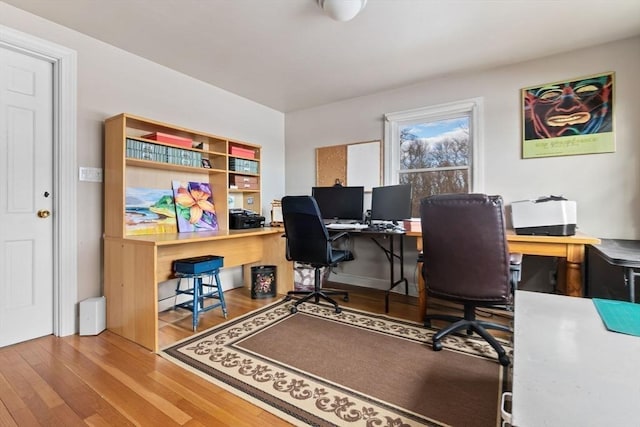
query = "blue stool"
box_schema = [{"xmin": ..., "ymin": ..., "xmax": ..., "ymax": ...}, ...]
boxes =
[{"xmin": 173, "ymin": 256, "xmax": 227, "ymax": 331}]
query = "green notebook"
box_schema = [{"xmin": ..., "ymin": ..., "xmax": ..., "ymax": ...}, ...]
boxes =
[{"xmin": 592, "ymin": 298, "xmax": 640, "ymax": 337}]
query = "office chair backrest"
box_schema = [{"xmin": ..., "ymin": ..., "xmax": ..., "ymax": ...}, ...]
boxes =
[
  {"xmin": 420, "ymin": 193, "xmax": 511, "ymax": 303},
  {"xmin": 281, "ymin": 195, "xmax": 332, "ymax": 265}
]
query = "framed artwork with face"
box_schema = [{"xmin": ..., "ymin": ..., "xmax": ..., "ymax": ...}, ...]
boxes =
[{"xmin": 521, "ymin": 72, "xmax": 615, "ymax": 158}]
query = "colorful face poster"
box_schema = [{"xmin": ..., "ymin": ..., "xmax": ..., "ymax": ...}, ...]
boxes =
[{"xmin": 521, "ymin": 72, "xmax": 614, "ymax": 158}]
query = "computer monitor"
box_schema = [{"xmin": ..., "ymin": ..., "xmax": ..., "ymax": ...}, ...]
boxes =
[
  {"xmin": 370, "ymin": 184, "xmax": 412, "ymax": 223},
  {"xmin": 311, "ymin": 186, "xmax": 364, "ymax": 222}
]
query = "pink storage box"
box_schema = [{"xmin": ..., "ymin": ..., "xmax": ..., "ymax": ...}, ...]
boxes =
[
  {"xmin": 230, "ymin": 146, "xmax": 255, "ymax": 159},
  {"xmin": 142, "ymin": 132, "xmax": 192, "ymax": 148}
]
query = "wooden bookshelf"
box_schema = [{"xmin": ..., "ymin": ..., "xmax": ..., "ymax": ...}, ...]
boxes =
[
  {"xmin": 104, "ymin": 113, "xmax": 262, "ymax": 236},
  {"xmin": 103, "ymin": 113, "xmax": 290, "ymax": 351}
]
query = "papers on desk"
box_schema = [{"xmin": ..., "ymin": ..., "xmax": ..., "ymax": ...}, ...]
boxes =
[{"xmin": 592, "ymin": 298, "xmax": 640, "ymax": 337}]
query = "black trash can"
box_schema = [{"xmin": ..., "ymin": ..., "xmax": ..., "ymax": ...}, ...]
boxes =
[{"xmin": 251, "ymin": 265, "xmax": 277, "ymax": 299}]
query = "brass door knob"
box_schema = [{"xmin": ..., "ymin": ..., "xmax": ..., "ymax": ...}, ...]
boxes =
[{"xmin": 37, "ymin": 210, "xmax": 50, "ymax": 218}]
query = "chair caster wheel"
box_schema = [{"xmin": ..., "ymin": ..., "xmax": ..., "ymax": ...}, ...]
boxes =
[
  {"xmin": 284, "ymin": 295, "xmax": 292, "ymax": 301},
  {"xmin": 466, "ymin": 328, "xmax": 473, "ymax": 336},
  {"xmin": 432, "ymin": 340, "xmax": 443, "ymax": 351},
  {"xmin": 498, "ymin": 355, "xmax": 510, "ymax": 366},
  {"xmin": 290, "ymin": 306, "xmax": 297, "ymax": 314},
  {"xmin": 424, "ymin": 320, "xmax": 432, "ymax": 328},
  {"xmin": 335, "ymin": 307, "xmax": 342, "ymax": 314},
  {"xmin": 343, "ymin": 295, "xmax": 349, "ymax": 302}
]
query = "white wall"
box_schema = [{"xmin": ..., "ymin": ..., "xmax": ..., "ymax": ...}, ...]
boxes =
[
  {"xmin": 3, "ymin": 1, "xmax": 637, "ymax": 303},
  {"xmin": 285, "ymin": 36, "xmax": 640, "ymax": 292},
  {"xmin": 0, "ymin": 3, "xmax": 286, "ymax": 302},
  {"xmin": 286, "ymin": 36, "xmax": 640, "ymax": 240}
]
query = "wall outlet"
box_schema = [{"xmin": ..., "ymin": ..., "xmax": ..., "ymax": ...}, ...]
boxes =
[
  {"xmin": 247, "ymin": 197, "xmax": 254, "ymax": 205},
  {"xmin": 79, "ymin": 167, "xmax": 103, "ymax": 182}
]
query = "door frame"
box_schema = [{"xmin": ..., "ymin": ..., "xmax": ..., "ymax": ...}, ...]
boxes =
[{"xmin": 0, "ymin": 24, "xmax": 77, "ymax": 336}]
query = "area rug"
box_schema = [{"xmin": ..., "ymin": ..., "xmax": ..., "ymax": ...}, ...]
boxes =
[{"xmin": 161, "ymin": 299, "xmax": 512, "ymax": 427}]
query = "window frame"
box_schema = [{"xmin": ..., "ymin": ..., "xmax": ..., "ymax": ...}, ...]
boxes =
[{"xmin": 383, "ymin": 97, "xmax": 485, "ymax": 194}]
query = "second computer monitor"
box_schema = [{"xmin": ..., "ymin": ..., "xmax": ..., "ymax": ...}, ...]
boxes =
[
  {"xmin": 370, "ymin": 184, "xmax": 412, "ymax": 223},
  {"xmin": 312, "ymin": 186, "xmax": 364, "ymax": 222}
]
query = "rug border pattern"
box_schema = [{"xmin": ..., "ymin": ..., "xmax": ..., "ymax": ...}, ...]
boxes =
[{"xmin": 161, "ymin": 299, "xmax": 511, "ymax": 427}]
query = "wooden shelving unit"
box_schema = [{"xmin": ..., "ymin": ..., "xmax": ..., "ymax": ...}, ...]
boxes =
[
  {"xmin": 104, "ymin": 113, "xmax": 262, "ymax": 236},
  {"xmin": 102, "ymin": 113, "xmax": 292, "ymax": 352},
  {"xmin": 227, "ymin": 139, "xmax": 261, "ymax": 212}
]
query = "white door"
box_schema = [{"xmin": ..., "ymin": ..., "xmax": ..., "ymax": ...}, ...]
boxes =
[{"xmin": 0, "ymin": 46, "xmax": 54, "ymax": 347}]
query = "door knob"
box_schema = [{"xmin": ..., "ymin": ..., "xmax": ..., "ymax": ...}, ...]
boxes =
[{"xmin": 37, "ymin": 210, "xmax": 50, "ymax": 218}]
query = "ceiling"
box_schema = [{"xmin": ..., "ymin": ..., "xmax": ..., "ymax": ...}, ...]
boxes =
[{"xmin": 5, "ymin": 0, "xmax": 640, "ymax": 113}]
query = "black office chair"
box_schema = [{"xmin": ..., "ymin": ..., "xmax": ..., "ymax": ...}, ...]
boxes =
[
  {"xmin": 420, "ymin": 193, "xmax": 520, "ymax": 366},
  {"xmin": 281, "ymin": 195, "xmax": 350, "ymax": 314}
]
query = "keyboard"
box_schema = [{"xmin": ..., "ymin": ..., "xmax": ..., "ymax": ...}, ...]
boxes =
[{"xmin": 326, "ymin": 223, "xmax": 368, "ymax": 230}]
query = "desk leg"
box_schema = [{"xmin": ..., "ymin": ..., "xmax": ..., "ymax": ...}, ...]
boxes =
[
  {"xmin": 565, "ymin": 244, "xmax": 585, "ymax": 297},
  {"xmin": 417, "ymin": 261, "xmax": 426, "ymax": 323},
  {"xmin": 385, "ymin": 234, "xmax": 409, "ymax": 312},
  {"xmin": 386, "ymin": 236, "xmax": 396, "ymax": 313}
]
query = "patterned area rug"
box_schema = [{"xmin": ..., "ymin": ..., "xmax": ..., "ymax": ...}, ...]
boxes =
[{"xmin": 161, "ymin": 299, "xmax": 511, "ymax": 427}]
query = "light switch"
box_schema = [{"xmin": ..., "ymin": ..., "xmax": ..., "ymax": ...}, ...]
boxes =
[{"xmin": 79, "ymin": 167, "xmax": 103, "ymax": 182}]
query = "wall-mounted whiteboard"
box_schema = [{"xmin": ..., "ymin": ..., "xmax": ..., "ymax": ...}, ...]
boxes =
[
  {"xmin": 317, "ymin": 140, "xmax": 382, "ymax": 191},
  {"xmin": 347, "ymin": 140, "xmax": 382, "ymax": 191}
]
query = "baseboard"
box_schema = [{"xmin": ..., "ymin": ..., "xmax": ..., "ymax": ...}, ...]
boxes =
[{"xmin": 329, "ymin": 272, "xmax": 418, "ymax": 297}]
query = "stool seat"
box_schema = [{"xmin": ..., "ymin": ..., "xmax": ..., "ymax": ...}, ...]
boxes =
[{"xmin": 174, "ymin": 256, "xmax": 227, "ymax": 331}]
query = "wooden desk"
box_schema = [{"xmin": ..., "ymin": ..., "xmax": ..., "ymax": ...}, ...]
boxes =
[
  {"xmin": 507, "ymin": 290, "xmax": 640, "ymax": 425},
  {"xmin": 406, "ymin": 230, "xmax": 601, "ymax": 320},
  {"xmin": 104, "ymin": 228, "xmax": 291, "ymax": 351}
]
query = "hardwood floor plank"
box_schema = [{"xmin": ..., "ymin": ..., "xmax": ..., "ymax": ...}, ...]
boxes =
[
  {"xmin": 0, "ymin": 400, "xmax": 18, "ymax": 427},
  {"xmin": 41, "ymin": 339, "xmax": 182, "ymax": 426},
  {"xmin": 148, "ymin": 363, "xmax": 289, "ymax": 426},
  {"xmin": 83, "ymin": 413, "xmax": 119, "ymax": 427},
  {"xmin": 0, "ymin": 348, "xmax": 72, "ymax": 425},
  {"xmin": 81, "ymin": 352, "xmax": 192, "ymax": 424},
  {"xmin": 0, "ymin": 283, "xmax": 511, "ymax": 426},
  {"xmin": 28, "ymin": 337, "xmax": 135, "ymax": 426},
  {"xmin": 0, "ymin": 371, "xmax": 37, "ymax": 426}
]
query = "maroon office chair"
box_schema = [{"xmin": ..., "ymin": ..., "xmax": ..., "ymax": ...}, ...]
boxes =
[{"xmin": 420, "ymin": 193, "xmax": 519, "ymax": 366}]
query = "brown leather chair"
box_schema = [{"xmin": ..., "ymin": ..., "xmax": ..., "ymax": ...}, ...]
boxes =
[{"xmin": 420, "ymin": 193, "xmax": 519, "ymax": 366}]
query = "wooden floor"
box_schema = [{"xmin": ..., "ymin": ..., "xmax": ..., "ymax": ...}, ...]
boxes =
[{"xmin": 0, "ymin": 284, "xmax": 512, "ymax": 426}]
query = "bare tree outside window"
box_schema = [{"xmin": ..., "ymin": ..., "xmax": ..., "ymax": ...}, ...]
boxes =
[
  {"xmin": 399, "ymin": 117, "xmax": 471, "ymax": 215},
  {"xmin": 384, "ymin": 99, "xmax": 483, "ymax": 217}
]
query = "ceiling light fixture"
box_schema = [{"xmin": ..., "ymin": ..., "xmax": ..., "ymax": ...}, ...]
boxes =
[{"xmin": 316, "ymin": 0, "xmax": 368, "ymax": 22}]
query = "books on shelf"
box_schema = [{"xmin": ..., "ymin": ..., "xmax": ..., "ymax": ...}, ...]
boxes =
[
  {"xmin": 126, "ymin": 138, "xmax": 203, "ymax": 167},
  {"xmin": 229, "ymin": 157, "xmax": 259, "ymax": 174}
]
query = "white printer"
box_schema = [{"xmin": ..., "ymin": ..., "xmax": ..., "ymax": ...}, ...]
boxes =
[{"xmin": 510, "ymin": 196, "xmax": 577, "ymax": 236}]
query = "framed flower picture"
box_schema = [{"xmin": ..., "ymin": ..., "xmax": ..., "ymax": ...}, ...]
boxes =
[{"xmin": 171, "ymin": 181, "xmax": 218, "ymax": 232}]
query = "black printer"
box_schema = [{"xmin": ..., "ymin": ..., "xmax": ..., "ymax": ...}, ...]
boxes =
[{"xmin": 229, "ymin": 209, "xmax": 265, "ymax": 229}]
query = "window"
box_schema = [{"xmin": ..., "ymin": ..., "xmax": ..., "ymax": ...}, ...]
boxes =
[{"xmin": 384, "ymin": 98, "xmax": 484, "ymax": 217}]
